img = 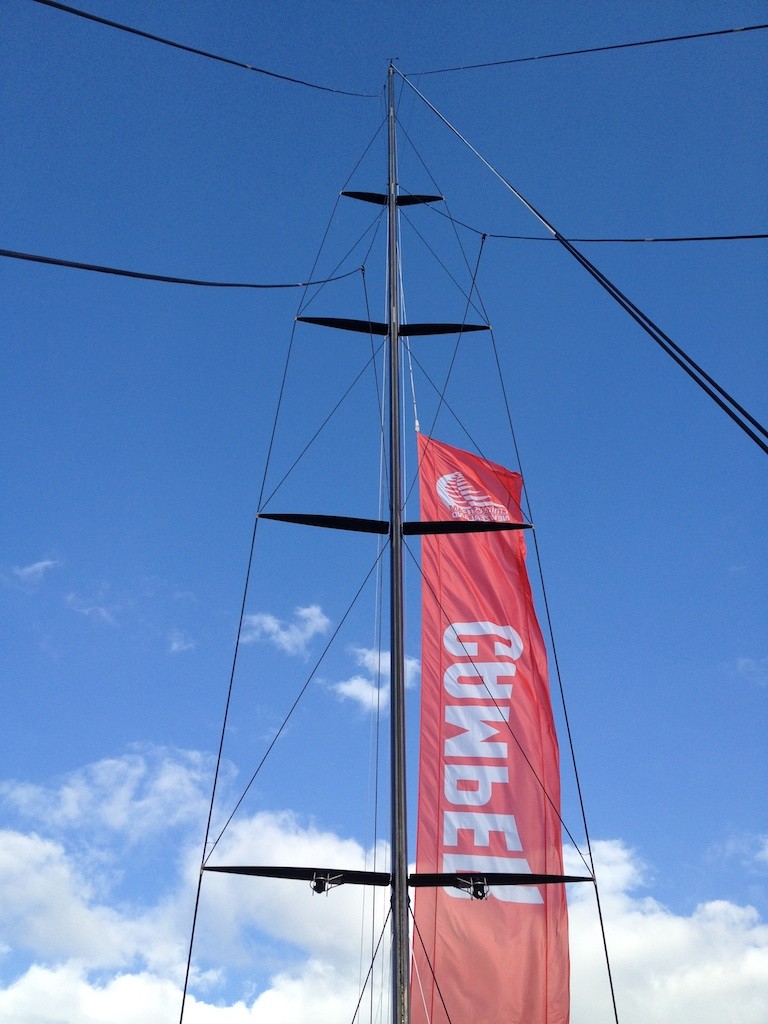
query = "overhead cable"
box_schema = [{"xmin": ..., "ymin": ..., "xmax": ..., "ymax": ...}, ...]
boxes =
[
  {"xmin": 452, "ymin": 227, "xmax": 768, "ymax": 244},
  {"xmin": 29, "ymin": 0, "xmax": 376, "ymax": 98},
  {"xmin": 411, "ymin": 23, "xmax": 768, "ymax": 76},
  {"xmin": 398, "ymin": 70, "xmax": 768, "ymax": 456},
  {"xmin": 0, "ymin": 247, "xmax": 360, "ymax": 289}
]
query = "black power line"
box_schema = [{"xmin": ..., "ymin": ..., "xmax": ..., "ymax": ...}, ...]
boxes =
[
  {"xmin": 400, "ymin": 71, "xmax": 768, "ymax": 457},
  {"xmin": 411, "ymin": 23, "xmax": 768, "ymax": 76},
  {"xmin": 29, "ymin": 0, "xmax": 376, "ymax": 98},
  {"xmin": 0, "ymin": 247, "xmax": 360, "ymax": 289}
]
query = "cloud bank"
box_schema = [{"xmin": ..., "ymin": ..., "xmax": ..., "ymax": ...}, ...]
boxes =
[{"xmin": 0, "ymin": 747, "xmax": 766, "ymax": 1023}]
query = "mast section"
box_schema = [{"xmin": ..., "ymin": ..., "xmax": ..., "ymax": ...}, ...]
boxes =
[{"xmin": 387, "ymin": 64, "xmax": 411, "ymax": 1024}]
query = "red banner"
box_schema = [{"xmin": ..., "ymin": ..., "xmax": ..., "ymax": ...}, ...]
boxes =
[{"xmin": 411, "ymin": 434, "xmax": 569, "ymax": 1024}]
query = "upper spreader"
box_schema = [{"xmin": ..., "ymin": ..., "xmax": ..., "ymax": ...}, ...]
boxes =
[
  {"xmin": 296, "ymin": 316, "xmax": 489, "ymax": 336},
  {"xmin": 341, "ymin": 190, "xmax": 443, "ymax": 206}
]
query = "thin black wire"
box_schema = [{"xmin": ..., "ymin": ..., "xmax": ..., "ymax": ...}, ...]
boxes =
[
  {"xmin": 399, "ymin": 209, "xmax": 487, "ymax": 320},
  {"xmin": 205, "ymin": 547, "xmax": 388, "ymax": 862},
  {"xmin": 423, "ymin": 236, "xmax": 488, "ymax": 440},
  {"xmin": 260, "ymin": 342, "xmax": 384, "ymax": 508},
  {"xmin": 348, "ymin": 908, "xmax": 391, "ymax": 1024},
  {"xmin": 556, "ymin": 236, "xmax": 768, "ymax": 446},
  {"xmin": 395, "ymin": 119, "xmax": 486, "ymax": 288},
  {"xmin": 402, "ymin": 348, "xmax": 527, "ymax": 516},
  {"xmin": 296, "ymin": 212, "xmax": 385, "ymax": 317},
  {"xmin": 0, "ymin": 246, "xmax": 362, "ymax": 289},
  {"xmin": 518, "ymin": 232, "xmax": 768, "ymax": 243},
  {"xmin": 516, "ymin": 472, "xmax": 622, "ymax": 1024},
  {"xmin": 425, "ymin": 209, "xmax": 768, "ymax": 242},
  {"xmin": 411, "ymin": 908, "xmax": 455, "ymax": 1024},
  {"xmin": 399, "ymin": 70, "xmax": 768, "ymax": 456},
  {"xmin": 180, "ymin": 128, "xmax": 390, "ymax": 1020},
  {"xmin": 30, "ymin": 0, "xmax": 376, "ymax": 98},
  {"xmin": 410, "ymin": 22, "xmax": 768, "ymax": 76},
  {"xmin": 358, "ymin": 262, "xmax": 389, "ymax": 1024}
]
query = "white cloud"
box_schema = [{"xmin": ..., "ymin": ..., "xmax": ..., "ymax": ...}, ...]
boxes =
[
  {"xmin": 12, "ymin": 558, "xmax": 60, "ymax": 583},
  {"xmin": 0, "ymin": 829, "xmax": 145, "ymax": 968},
  {"xmin": 567, "ymin": 839, "xmax": 768, "ymax": 1023},
  {"xmin": 169, "ymin": 629, "xmax": 196, "ymax": 653},
  {"xmin": 241, "ymin": 606, "xmax": 330, "ymax": 656},
  {"xmin": 200, "ymin": 811, "xmax": 389, "ymax": 968},
  {"xmin": 0, "ymin": 746, "xmax": 211, "ymax": 841},
  {"xmin": 333, "ymin": 674, "xmax": 386, "ymax": 712},
  {"xmin": 331, "ymin": 647, "xmax": 420, "ymax": 712}
]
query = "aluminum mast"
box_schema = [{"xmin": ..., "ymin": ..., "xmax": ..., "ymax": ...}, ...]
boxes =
[{"xmin": 386, "ymin": 62, "xmax": 410, "ymax": 1024}]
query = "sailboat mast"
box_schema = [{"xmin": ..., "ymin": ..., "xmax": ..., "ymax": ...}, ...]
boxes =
[{"xmin": 387, "ymin": 63, "xmax": 411, "ymax": 1024}]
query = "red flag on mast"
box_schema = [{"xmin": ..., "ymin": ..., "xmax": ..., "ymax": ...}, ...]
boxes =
[{"xmin": 411, "ymin": 434, "xmax": 569, "ymax": 1024}]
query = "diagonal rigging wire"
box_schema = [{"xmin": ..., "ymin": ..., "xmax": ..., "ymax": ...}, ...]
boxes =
[
  {"xmin": 0, "ymin": 246, "xmax": 362, "ymax": 289},
  {"xmin": 409, "ymin": 22, "xmax": 768, "ymax": 76},
  {"xmin": 180, "ymin": 126, "xmax": 393, "ymax": 1023},
  {"xmin": 29, "ymin": 0, "xmax": 377, "ymax": 98},
  {"xmin": 398, "ymin": 69, "xmax": 768, "ymax": 456},
  {"xmin": 348, "ymin": 908, "xmax": 392, "ymax": 1024},
  {"xmin": 259, "ymin": 342, "xmax": 385, "ymax": 508},
  {"xmin": 411, "ymin": 908, "xmax": 455, "ymax": 1024},
  {"xmin": 204, "ymin": 546, "xmax": 389, "ymax": 862}
]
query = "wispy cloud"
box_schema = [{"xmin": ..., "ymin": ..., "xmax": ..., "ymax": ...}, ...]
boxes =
[
  {"xmin": 734, "ymin": 657, "xmax": 768, "ymax": 688},
  {"xmin": 332, "ymin": 647, "xmax": 420, "ymax": 712},
  {"xmin": 241, "ymin": 605, "xmax": 330, "ymax": 656},
  {"xmin": 708, "ymin": 833, "xmax": 768, "ymax": 874},
  {"xmin": 12, "ymin": 559, "xmax": 60, "ymax": 584},
  {"xmin": 168, "ymin": 629, "xmax": 195, "ymax": 654},
  {"xmin": 65, "ymin": 592, "xmax": 116, "ymax": 624}
]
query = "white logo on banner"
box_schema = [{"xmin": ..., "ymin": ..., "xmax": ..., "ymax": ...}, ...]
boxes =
[{"xmin": 436, "ymin": 471, "xmax": 510, "ymax": 522}]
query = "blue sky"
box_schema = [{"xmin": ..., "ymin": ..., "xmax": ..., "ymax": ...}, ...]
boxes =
[{"xmin": 1, "ymin": 2, "xmax": 767, "ymax": 1021}]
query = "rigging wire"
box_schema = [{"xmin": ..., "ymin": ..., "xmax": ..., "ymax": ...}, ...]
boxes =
[
  {"xmin": 399, "ymin": 209, "xmax": 487, "ymax": 319},
  {"xmin": 359, "ymin": 264, "xmax": 390, "ymax": 1024},
  {"xmin": 410, "ymin": 22, "xmax": 768, "ymax": 76},
  {"xmin": 421, "ymin": 236, "xmax": 489, "ymax": 441},
  {"xmin": 410, "ymin": 909, "xmax": 456, "ymax": 1024},
  {"xmin": 395, "ymin": 93, "xmax": 619, "ymax": 1013},
  {"xmin": 347, "ymin": 909, "xmax": 393, "ymax": 1024},
  {"xmin": 259, "ymin": 343, "xmax": 384, "ymax": 508},
  {"xmin": 398, "ymin": 69, "xmax": 768, "ymax": 456},
  {"xmin": 29, "ymin": 0, "xmax": 376, "ymax": 98},
  {"xmin": 180, "ymin": 129, "xmax": 393, "ymax": 1021},
  {"xmin": 3, "ymin": 227, "xmax": 762, "ymax": 295},
  {"xmin": 494, "ymin": 232, "xmax": 768, "ymax": 243},
  {"xmin": 486, "ymin": 328, "xmax": 623, "ymax": 1022},
  {"xmin": 2, "ymin": 118, "xmax": 388, "ymax": 296},
  {"xmin": 0, "ymin": 246, "xmax": 362, "ymax": 289},
  {"xmin": 421, "ymin": 210, "xmax": 768, "ymax": 242},
  {"xmin": 203, "ymin": 547, "xmax": 389, "ymax": 863}
]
